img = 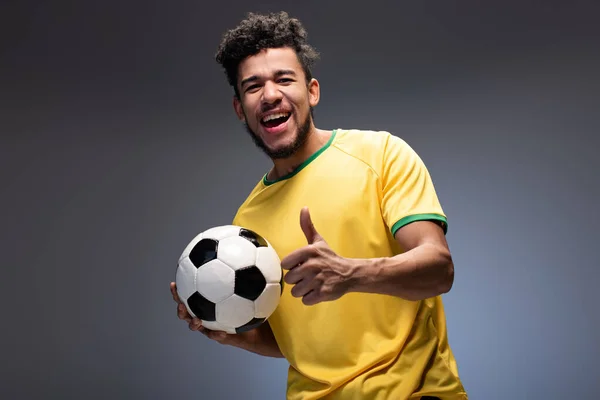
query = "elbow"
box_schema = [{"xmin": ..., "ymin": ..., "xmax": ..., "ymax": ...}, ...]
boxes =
[
  {"xmin": 440, "ymin": 253, "xmax": 454, "ymax": 294},
  {"xmin": 440, "ymin": 260, "xmax": 454, "ymax": 294},
  {"xmin": 408, "ymin": 248, "xmax": 455, "ymax": 301},
  {"xmin": 438, "ymin": 252, "xmax": 455, "ymax": 295}
]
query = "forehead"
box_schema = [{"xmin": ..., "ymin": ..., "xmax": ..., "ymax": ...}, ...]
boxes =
[{"xmin": 238, "ymin": 47, "xmax": 304, "ymax": 80}]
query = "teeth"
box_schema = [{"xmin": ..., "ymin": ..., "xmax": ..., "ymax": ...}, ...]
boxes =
[{"xmin": 262, "ymin": 112, "xmax": 289, "ymax": 123}]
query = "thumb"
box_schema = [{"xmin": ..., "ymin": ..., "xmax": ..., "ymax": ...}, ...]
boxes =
[{"xmin": 300, "ymin": 206, "xmax": 323, "ymax": 244}]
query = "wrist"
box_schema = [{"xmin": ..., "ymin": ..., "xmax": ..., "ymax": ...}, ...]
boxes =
[{"xmin": 346, "ymin": 257, "xmax": 383, "ymax": 294}]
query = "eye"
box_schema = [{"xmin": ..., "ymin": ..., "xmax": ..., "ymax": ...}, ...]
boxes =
[
  {"xmin": 245, "ymin": 84, "xmax": 261, "ymax": 92},
  {"xmin": 277, "ymin": 78, "xmax": 293, "ymax": 84}
]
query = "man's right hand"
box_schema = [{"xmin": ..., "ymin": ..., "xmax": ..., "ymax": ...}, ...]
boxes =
[
  {"xmin": 170, "ymin": 282, "xmax": 231, "ymax": 344},
  {"xmin": 169, "ymin": 281, "xmax": 284, "ymax": 358}
]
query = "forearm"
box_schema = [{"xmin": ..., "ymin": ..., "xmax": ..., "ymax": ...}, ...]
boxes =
[
  {"xmin": 228, "ymin": 321, "xmax": 284, "ymax": 358},
  {"xmin": 349, "ymin": 243, "xmax": 454, "ymax": 301}
]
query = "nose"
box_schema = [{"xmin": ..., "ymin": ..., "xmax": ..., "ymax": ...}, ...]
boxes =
[{"xmin": 261, "ymin": 80, "xmax": 282, "ymax": 104}]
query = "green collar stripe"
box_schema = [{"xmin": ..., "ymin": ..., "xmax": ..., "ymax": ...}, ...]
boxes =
[{"xmin": 262, "ymin": 130, "xmax": 337, "ymax": 186}]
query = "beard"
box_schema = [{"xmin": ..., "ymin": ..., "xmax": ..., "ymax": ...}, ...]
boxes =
[{"xmin": 244, "ymin": 108, "xmax": 313, "ymax": 160}]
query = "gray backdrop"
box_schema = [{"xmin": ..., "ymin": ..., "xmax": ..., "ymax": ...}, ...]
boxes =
[{"xmin": 1, "ymin": 1, "xmax": 598, "ymax": 399}]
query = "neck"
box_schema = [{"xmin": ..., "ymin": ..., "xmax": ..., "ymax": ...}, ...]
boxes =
[{"xmin": 268, "ymin": 128, "xmax": 331, "ymax": 180}]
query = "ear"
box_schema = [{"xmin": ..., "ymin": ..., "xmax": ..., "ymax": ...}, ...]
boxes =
[
  {"xmin": 307, "ymin": 78, "xmax": 320, "ymax": 107},
  {"xmin": 232, "ymin": 95, "xmax": 245, "ymax": 121}
]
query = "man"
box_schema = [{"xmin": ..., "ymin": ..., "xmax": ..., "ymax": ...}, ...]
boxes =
[{"xmin": 170, "ymin": 11, "xmax": 468, "ymax": 400}]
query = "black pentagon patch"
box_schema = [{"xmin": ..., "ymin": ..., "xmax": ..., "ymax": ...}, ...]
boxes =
[
  {"xmin": 189, "ymin": 238, "xmax": 218, "ymax": 268},
  {"xmin": 280, "ymin": 273, "xmax": 284, "ymax": 295},
  {"xmin": 187, "ymin": 291, "xmax": 216, "ymax": 321},
  {"xmin": 234, "ymin": 266, "xmax": 267, "ymax": 301},
  {"xmin": 239, "ymin": 228, "xmax": 268, "ymax": 248},
  {"xmin": 236, "ymin": 317, "xmax": 266, "ymax": 333}
]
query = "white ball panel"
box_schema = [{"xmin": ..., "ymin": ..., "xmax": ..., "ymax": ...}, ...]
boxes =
[
  {"xmin": 254, "ymin": 283, "xmax": 281, "ymax": 318},
  {"xmin": 178, "ymin": 232, "xmax": 204, "ymax": 262},
  {"xmin": 217, "ymin": 236, "xmax": 257, "ymax": 270},
  {"xmin": 201, "ymin": 320, "xmax": 236, "ymax": 334},
  {"xmin": 201, "ymin": 225, "xmax": 241, "ymax": 241},
  {"xmin": 255, "ymin": 246, "xmax": 282, "ymax": 283},
  {"xmin": 195, "ymin": 259, "xmax": 235, "ymax": 303},
  {"xmin": 216, "ymin": 294, "xmax": 255, "ymax": 328},
  {"xmin": 175, "ymin": 257, "xmax": 197, "ymax": 301}
]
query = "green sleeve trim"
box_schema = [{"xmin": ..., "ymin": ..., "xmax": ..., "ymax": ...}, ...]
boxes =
[{"xmin": 391, "ymin": 213, "xmax": 448, "ymax": 236}]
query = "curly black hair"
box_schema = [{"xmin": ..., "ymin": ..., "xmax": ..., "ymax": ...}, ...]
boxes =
[{"xmin": 215, "ymin": 11, "xmax": 320, "ymax": 97}]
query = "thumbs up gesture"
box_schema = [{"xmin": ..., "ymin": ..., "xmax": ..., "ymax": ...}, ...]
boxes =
[{"xmin": 281, "ymin": 207, "xmax": 357, "ymax": 306}]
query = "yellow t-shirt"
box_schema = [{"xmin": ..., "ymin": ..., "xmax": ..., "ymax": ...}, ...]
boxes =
[{"xmin": 232, "ymin": 129, "xmax": 467, "ymax": 400}]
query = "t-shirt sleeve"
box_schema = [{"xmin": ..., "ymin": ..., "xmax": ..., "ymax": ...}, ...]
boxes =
[{"xmin": 380, "ymin": 133, "xmax": 448, "ymax": 236}]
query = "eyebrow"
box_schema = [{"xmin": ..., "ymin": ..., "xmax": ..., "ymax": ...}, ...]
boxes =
[{"xmin": 240, "ymin": 69, "xmax": 297, "ymax": 88}]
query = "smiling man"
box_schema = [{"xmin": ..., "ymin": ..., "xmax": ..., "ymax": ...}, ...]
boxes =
[
  {"xmin": 169, "ymin": 11, "xmax": 468, "ymax": 400},
  {"xmin": 235, "ymin": 48, "xmax": 319, "ymax": 166}
]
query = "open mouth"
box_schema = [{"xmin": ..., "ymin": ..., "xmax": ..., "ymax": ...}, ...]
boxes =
[{"xmin": 261, "ymin": 112, "xmax": 291, "ymax": 129}]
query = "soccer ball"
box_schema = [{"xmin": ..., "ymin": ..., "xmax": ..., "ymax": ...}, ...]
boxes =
[{"xmin": 175, "ymin": 225, "xmax": 283, "ymax": 334}]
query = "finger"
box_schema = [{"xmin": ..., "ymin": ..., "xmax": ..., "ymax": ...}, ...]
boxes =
[
  {"xmin": 188, "ymin": 317, "xmax": 202, "ymax": 331},
  {"xmin": 283, "ymin": 265, "xmax": 304, "ymax": 285},
  {"xmin": 290, "ymin": 276, "xmax": 317, "ymax": 298},
  {"xmin": 302, "ymin": 290, "xmax": 321, "ymax": 306},
  {"xmin": 281, "ymin": 247, "xmax": 312, "ymax": 270},
  {"xmin": 284, "ymin": 262, "xmax": 316, "ymax": 285},
  {"xmin": 170, "ymin": 282, "xmax": 182, "ymax": 303},
  {"xmin": 300, "ymin": 206, "xmax": 322, "ymax": 244},
  {"xmin": 178, "ymin": 303, "xmax": 192, "ymax": 323}
]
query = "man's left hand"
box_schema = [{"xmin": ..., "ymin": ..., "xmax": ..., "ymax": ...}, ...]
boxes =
[{"xmin": 280, "ymin": 207, "xmax": 357, "ymax": 306}]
